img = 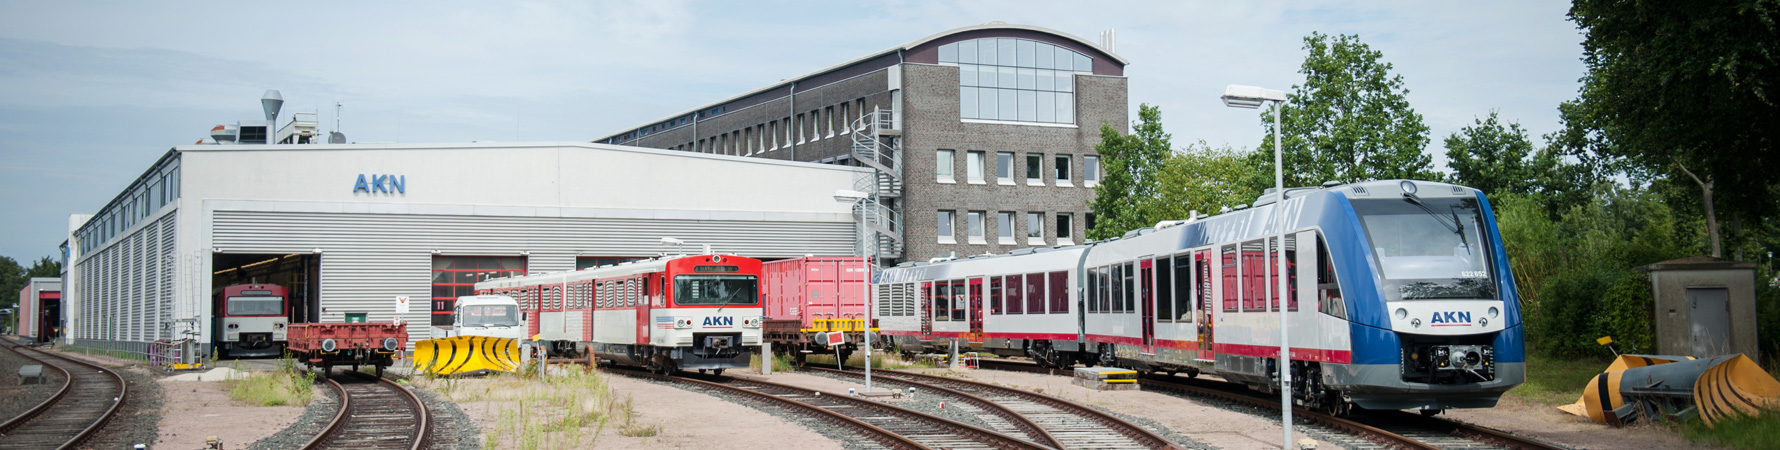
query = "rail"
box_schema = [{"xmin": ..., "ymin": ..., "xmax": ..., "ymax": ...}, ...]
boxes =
[
  {"xmin": 0, "ymin": 343, "xmax": 129, "ymax": 450},
  {"xmin": 302, "ymin": 371, "xmax": 430, "ymax": 450}
]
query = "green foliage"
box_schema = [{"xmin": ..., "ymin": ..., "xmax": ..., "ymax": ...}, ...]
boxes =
[
  {"xmin": 1250, "ymin": 32, "xmax": 1438, "ymax": 193},
  {"xmin": 1503, "ymin": 184, "xmax": 1696, "ymax": 357},
  {"xmin": 1563, "ymin": 0, "xmax": 1780, "ymax": 256},
  {"xmin": 1089, "ymin": 104, "xmax": 1173, "ymax": 240},
  {"xmin": 1509, "ymin": 352, "xmax": 1615, "ymax": 405},
  {"xmin": 1758, "ymin": 280, "xmax": 1780, "ymax": 363},
  {"xmin": 1676, "ymin": 407, "xmax": 1780, "ymax": 450},
  {"xmin": 1155, "ymin": 142, "xmax": 1262, "ymax": 220},
  {"xmin": 1443, "ymin": 111, "xmax": 1587, "ymax": 211},
  {"xmin": 226, "ymin": 358, "xmax": 315, "ymax": 406}
]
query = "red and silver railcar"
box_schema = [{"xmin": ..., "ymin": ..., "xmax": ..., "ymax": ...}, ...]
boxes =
[
  {"xmin": 475, "ymin": 253, "xmax": 763, "ymax": 374},
  {"xmin": 213, "ymin": 283, "xmax": 289, "ymax": 357}
]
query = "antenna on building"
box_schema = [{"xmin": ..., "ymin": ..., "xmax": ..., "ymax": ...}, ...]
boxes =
[
  {"xmin": 328, "ymin": 101, "xmax": 347, "ymax": 144},
  {"xmin": 1100, "ymin": 29, "xmax": 1116, "ymax": 53}
]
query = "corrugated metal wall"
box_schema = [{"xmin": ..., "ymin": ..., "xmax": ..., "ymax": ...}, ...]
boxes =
[
  {"xmin": 71, "ymin": 212, "xmax": 177, "ymax": 347},
  {"xmin": 212, "ymin": 210, "xmax": 855, "ymax": 345}
]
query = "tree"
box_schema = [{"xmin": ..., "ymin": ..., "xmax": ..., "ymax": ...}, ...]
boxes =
[
  {"xmin": 1089, "ymin": 104, "xmax": 1172, "ymax": 240},
  {"xmin": 1564, "ymin": 0, "xmax": 1780, "ymax": 259},
  {"xmin": 1250, "ymin": 32, "xmax": 1439, "ymax": 193},
  {"xmin": 1443, "ymin": 111, "xmax": 1591, "ymax": 213},
  {"xmin": 0, "ymin": 256, "xmax": 23, "ymax": 311},
  {"xmin": 1155, "ymin": 142, "xmax": 1262, "ymax": 221},
  {"xmin": 25, "ymin": 256, "xmax": 60, "ymax": 279}
]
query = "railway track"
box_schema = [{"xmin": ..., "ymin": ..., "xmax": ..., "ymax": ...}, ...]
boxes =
[
  {"xmin": 302, "ymin": 371, "xmax": 430, "ymax": 450},
  {"xmin": 613, "ymin": 367, "xmax": 1053, "ymax": 450},
  {"xmin": 978, "ymin": 358, "xmax": 1565, "ymax": 450},
  {"xmin": 806, "ymin": 366, "xmax": 1180, "ymax": 450},
  {"xmin": 0, "ymin": 344, "xmax": 128, "ymax": 450}
]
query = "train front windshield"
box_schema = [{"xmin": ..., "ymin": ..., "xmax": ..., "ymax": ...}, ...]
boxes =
[
  {"xmin": 462, "ymin": 305, "xmax": 520, "ymax": 327},
  {"xmin": 674, "ymin": 275, "xmax": 759, "ymax": 306},
  {"xmin": 227, "ymin": 296, "xmax": 284, "ymax": 316},
  {"xmin": 1353, "ymin": 196, "xmax": 1497, "ymax": 301}
]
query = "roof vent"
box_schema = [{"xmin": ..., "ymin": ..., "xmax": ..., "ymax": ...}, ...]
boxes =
[
  {"xmin": 1351, "ymin": 186, "xmax": 1369, "ymax": 196},
  {"xmin": 1452, "ymin": 186, "xmax": 1466, "ymax": 195}
]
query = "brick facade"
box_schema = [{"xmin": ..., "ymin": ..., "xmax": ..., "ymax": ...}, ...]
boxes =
[{"xmin": 599, "ymin": 25, "xmax": 1129, "ymax": 263}]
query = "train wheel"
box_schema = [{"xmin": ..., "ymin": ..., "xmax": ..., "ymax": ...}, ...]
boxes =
[
  {"xmin": 1419, "ymin": 408, "xmax": 1443, "ymax": 417},
  {"xmin": 712, "ymin": 368, "xmax": 724, "ymax": 376},
  {"xmin": 376, "ymin": 364, "xmax": 385, "ymax": 378}
]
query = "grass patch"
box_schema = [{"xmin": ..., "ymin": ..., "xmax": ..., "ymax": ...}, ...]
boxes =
[
  {"xmin": 1507, "ymin": 353, "xmax": 1614, "ymax": 406},
  {"xmin": 421, "ymin": 365, "xmax": 648, "ymax": 449},
  {"xmin": 225, "ymin": 357, "xmax": 314, "ymax": 407},
  {"xmin": 1676, "ymin": 409, "xmax": 1780, "ymax": 450},
  {"xmin": 751, "ymin": 352, "xmax": 796, "ymax": 373}
]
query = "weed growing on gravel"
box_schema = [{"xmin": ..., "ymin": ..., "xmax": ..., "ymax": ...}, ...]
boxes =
[
  {"xmin": 466, "ymin": 368, "xmax": 648, "ymax": 449},
  {"xmin": 1510, "ymin": 353, "xmax": 1613, "ymax": 405},
  {"xmin": 1676, "ymin": 408, "xmax": 1780, "ymax": 449},
  {"xmin": 226, "ymin": 356, "xmax": 314, "ymax": 406}
]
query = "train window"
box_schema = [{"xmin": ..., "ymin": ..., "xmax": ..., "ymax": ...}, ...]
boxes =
[
  {"xmin": 1157, "ymin": 257, "xmax": 1173, "ymax": 323},
  {"xmin": 990, "ymin": 277, "xmax": 1004, "ymax": 315},
  {"xmin": 1006, "ymin": 275, "xmax": 1024, "ymax": 314},
  {"xmin": 1222, "ymin": 245, "xmax": 1239, "ymax": 312},
  {"xmin": 1124, "ymin": 262, "xmax": 1137, "ymax": 313},
  {"xmin": 1173, "ymin": 254, "xmax": 1193, "ymax": 322},
  {"xmin": 1317, "ymin": 234, "xmax": 1347, "ymax": 319},
  {"xmin": 922, "ymin": 282, "xmax": 935, "ymax": 319},
  {"xmin": 1241, "ymin": 240, "xmax": 1267, "ymax": 312},
  {"xmin": 1048, "ymin": 271, "xmax": 1068, "ymax": 314},
  {"xmin": 641, "ymin": 277, "xmax": 651, "ymax": 304},
  {"xmin": 934, "ymin": 281, "xmax": 951, "ymax": 322},
  {"xmin": 1269, "ymin": 237, "xmax": 1300, "ymax": 311},
  {"xmin": 1025, "ymin": 273, "xmax": 1045, "ymax": 314},
  {"xmin": 1084, "ymin": 268, "xmax": 1097, "ymax": 313},
  {"xmin": 1109, "ymin": 265, "xmax": 1124, "ymax": 313},
  {"xmin": 952, "ymin": 280, "xmax": 968, "ymax": 321},
  {"xmin": 1097, "ymin": 266, "xmax": 1111, "ymax": 313}
]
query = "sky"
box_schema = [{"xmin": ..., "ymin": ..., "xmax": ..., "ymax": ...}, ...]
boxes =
[{"xmin": 0, "ymin": 1, "xmax": 1587, "ymax": 262}]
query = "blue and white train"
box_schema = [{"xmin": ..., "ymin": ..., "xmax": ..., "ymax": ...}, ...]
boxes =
[{"xmin": 874, "ymin": 179, "xmax": 1525, "ymax": 414}]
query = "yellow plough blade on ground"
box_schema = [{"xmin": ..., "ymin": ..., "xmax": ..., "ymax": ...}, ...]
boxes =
[
  {"xmin": 414, "ymin": 336, "xmax": 521, "ymax": 376},
  {"xmin": 1558, "ymin": 354, "xmax": 1780, "ymax": 427}
]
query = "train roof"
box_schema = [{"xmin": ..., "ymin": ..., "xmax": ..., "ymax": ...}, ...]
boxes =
[
  {"xmin": 887, "ymin": 179, "xmax": 1484, "ymax": 272},
  {"xmin": 473, "ymin": 253, "xmax": 741, "ymax": 289}
]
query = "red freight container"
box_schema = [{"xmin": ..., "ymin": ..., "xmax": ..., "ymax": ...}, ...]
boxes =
[{"xmin": 762, "ymin": 256, "xmax": 870, "ymax": 330}]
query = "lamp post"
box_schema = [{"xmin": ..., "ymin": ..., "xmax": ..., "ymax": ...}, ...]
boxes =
[
  {"xmin": 1222, "ymin": 84, "xmax": 1293, "ymax": 450},
  {"xmin": 834, "ymin": 189, "xmax": 874, "ymax": 393}
]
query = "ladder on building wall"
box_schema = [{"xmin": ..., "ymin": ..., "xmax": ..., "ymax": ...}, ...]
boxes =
[{"xmin": 849, "ymin": 107, "xmax": 903, "ymax": 260}]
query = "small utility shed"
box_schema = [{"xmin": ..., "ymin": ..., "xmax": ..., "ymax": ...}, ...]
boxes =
[{"xmin": 1637, "ymin": 256, "xmax": 1759, "ymax": 363}]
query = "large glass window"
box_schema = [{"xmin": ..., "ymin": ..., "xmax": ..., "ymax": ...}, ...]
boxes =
[
  {"xmin": 941, "ymin": 38, "xmax": 1089, "ymax": 124},
  {"xmin": 226, "ymin": 296, "xmax": 283, "ymax": 316},
  {"xmin": 431, "ymin": 256, "xmax": 526, "ymax": 326},
  {"xmin": 673, "ymin": 275, "xmax": 759, "ymax": 306},
  {"xmin": 1352, "ymin": 197, "xmax": 1496, "ymax": 300},
  {"xmin": 462, "ymin": 304, "xmax": 521, "ymax": 327}
]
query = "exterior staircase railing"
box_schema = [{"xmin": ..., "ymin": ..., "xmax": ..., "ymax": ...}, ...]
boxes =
[{"xmin": 848, "ymin": 107, "xmax": 903, "ymax": 259}]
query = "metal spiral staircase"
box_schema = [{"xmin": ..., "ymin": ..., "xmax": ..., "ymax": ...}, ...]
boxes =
[{"xmin": 848, "ymin": 107, "xmax": 903, "ymax": 260}]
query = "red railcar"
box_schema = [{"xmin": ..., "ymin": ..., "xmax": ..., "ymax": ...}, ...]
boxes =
[
  {"xmin": 287, "ymin": 322, "xmax": 407, "ymax": 376},
  {"xmin": 760, "ymin": 256, "xmax": 870, "ymax": 363}
]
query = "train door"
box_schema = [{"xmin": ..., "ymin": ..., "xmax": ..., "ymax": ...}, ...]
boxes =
[
  {"xmin": 1196, "ymin": 250, "xmax": 1215, "ymax": 361},
  {"xmin": 920, "ymin": 281, "xmax": 933, "ymax": 340},
  {"xmin": 636, "ymin": 278, "xmax": 651, "ymax": 347},
  {"xmin": 1140, "ymin": 258, "xmax": 1156, "ymax": 353},
  {"xmin": 968, "ymin": 278, "xmax": 985, "ymax": 342}
]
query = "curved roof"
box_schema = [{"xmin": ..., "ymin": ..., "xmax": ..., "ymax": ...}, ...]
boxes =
[{"xmin": 905, "ymin": 22, "xmax": 1128, "ymax": 65}]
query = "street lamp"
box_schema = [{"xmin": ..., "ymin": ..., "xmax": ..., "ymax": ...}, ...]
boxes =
[
  {"xmin": 833, "ymin": 189, "xmax": 875, "ymax": 393},
  {"xmin": 1222, "ymin": 84, "xmax": 1294, "ymax": 450}
]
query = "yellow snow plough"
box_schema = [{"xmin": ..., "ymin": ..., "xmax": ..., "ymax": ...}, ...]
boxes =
[
  {"xmin": 1558, "ymin": 353, "xmax": 1780, "ymax": 427},
  {"xmin": 413, "ymin": 295, "xmax": 526, "ymax": 376}
]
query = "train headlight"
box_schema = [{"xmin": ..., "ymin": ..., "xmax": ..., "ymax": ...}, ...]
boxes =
[
  {"xmin": 321, "ymin": 338, "xmax": 338, "ymax": 352},
  {"xmin": 274, "ymin": 323, "xmax": 285, "ymax": 329},
  {"xmin": 675, "ymin": 318, "xmax": 693, "ymax": 329},
  {"xmin": 1400, "ymin": 180, "xmax": 1418, "ymax": 195},
  {"xmin": 1479, "ymin": 317, "xmax": 1489, "ymax": 327},
  {"xmin": 227, "ymin": 323, "xmax": 240, "ymax": 330},
  {"xmin": 1410, "ymin": 318, "xmax": 1422, "ymax": 328},
  {"xmin": 1394, "ymin": 308, "xmax": 1408, "ymax": 320},
  {"xmin": 383, "ymin": 337, "xmax": 400, "ymax": 352},
  {"xmin": 1488, "ymin": 307, "xmax": 1500, "ymax": 319}
]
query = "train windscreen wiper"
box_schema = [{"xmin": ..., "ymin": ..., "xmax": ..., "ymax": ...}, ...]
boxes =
[{"xmin": 1402, "ymin": 192, "xmax": 1472, "ymax": 254}]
